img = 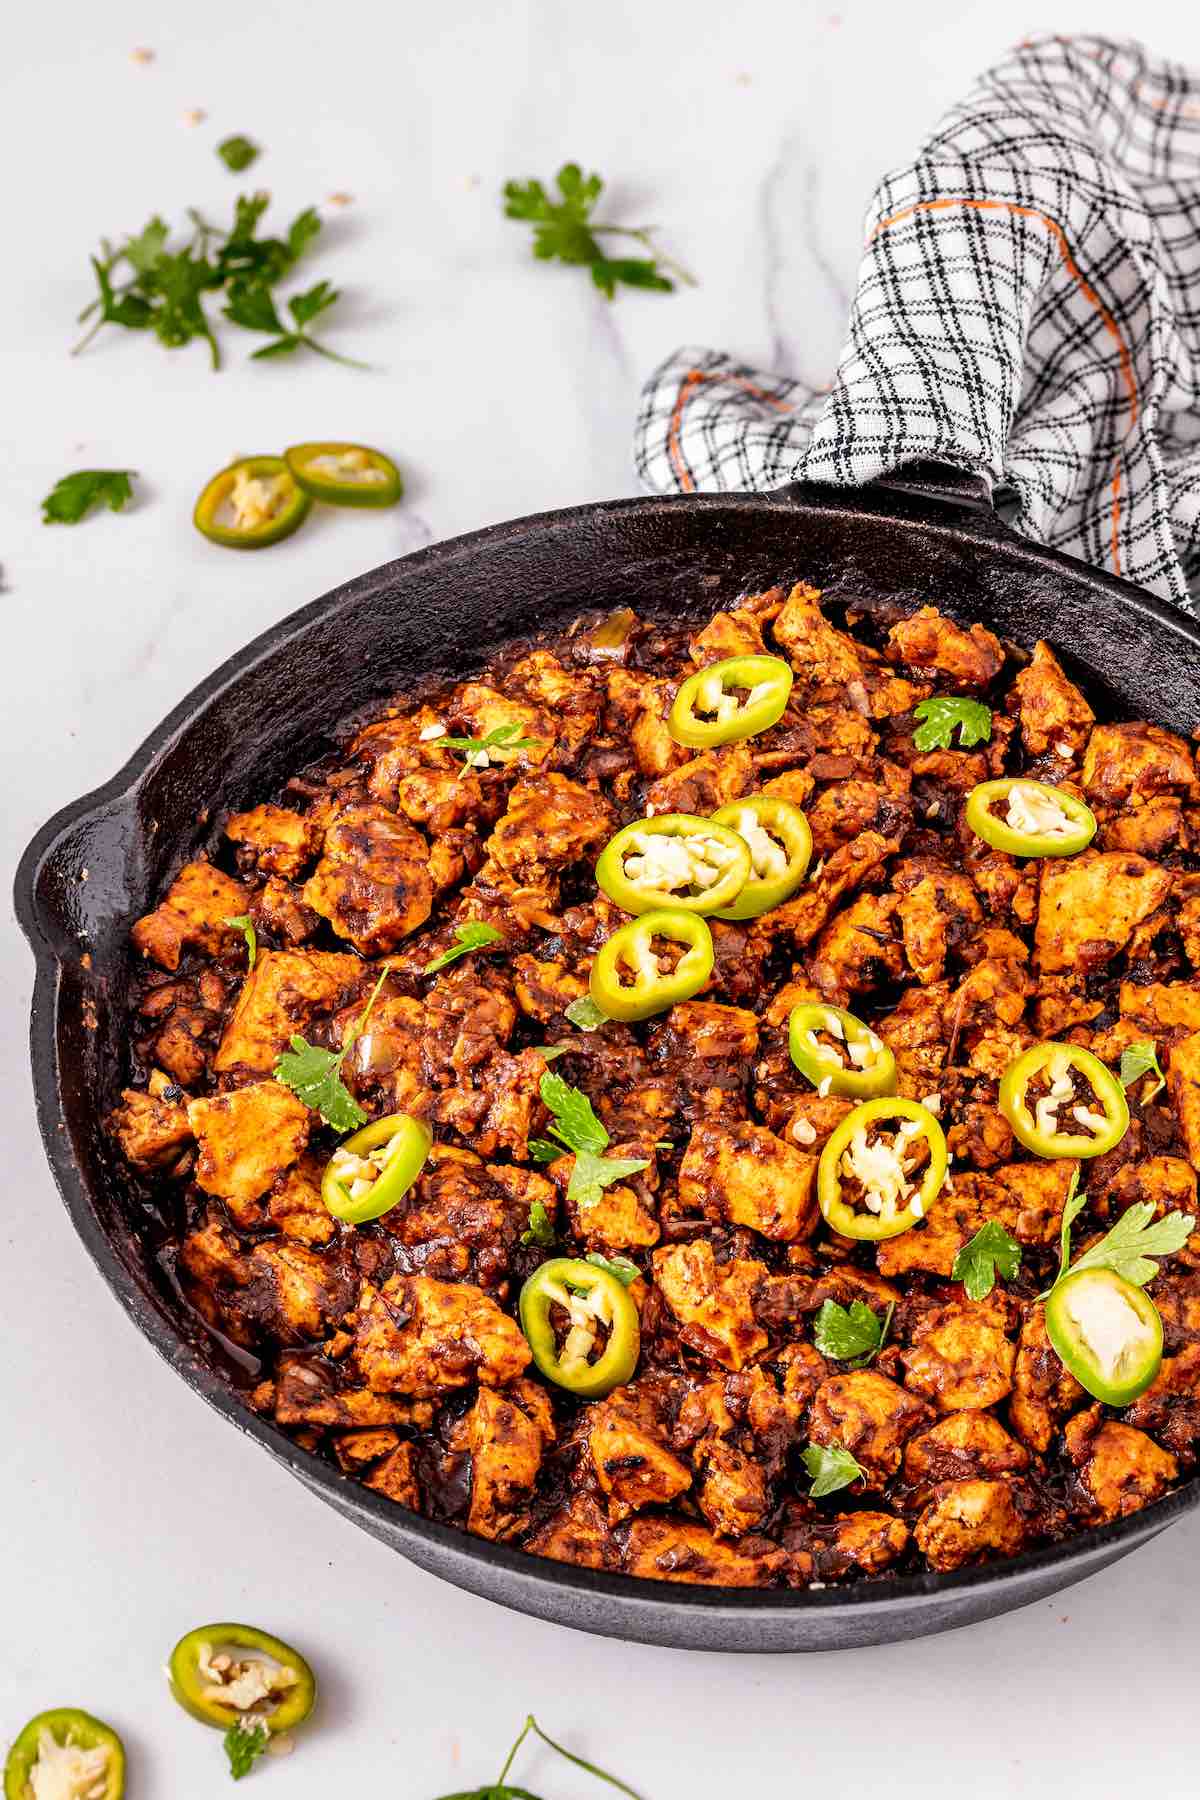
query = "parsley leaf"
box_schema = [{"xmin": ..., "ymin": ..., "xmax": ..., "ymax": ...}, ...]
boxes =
[
  {"xmin": 435, "ymin": 1714, "xmax": 643, "ymax": 1800},
  {"xmin": 41, "ymin": 469, "xmax": 136, "ymax": 524},
  {"xmin": 801, "ymin": 1442, "xmax": 865, "ymax": 1498},
  {"xmin": 225, "ymin": 912, "xmax": 257, "ymax": 969},
  {"xmin": 502, "ymin": 162, "xmax": 692, "ymax": 301},
  {"xmin": 274, "ymin": 963, "xmax": 390, "ymax": 1131},
  {"xmin": 1120, "ymin": 1040, "xmax": 1167, "ymax": 1101},
  {"xmin": 538, "ymin": 1072, "xmax": 610, "ymax": 1155},
  {"xmin": 911, "ymin": 696, "xmax": 993, "ymax": 753},
  {"xmin": 812, "ymin": 1299, "xmax": 891, "ymax": 1363},
  {"xmin": 520, "ymin": 1199, "xmax": 556, "ymax": 1248},
  {"xmin": 533, "ymin": 1045, "xmax": 568, "ymax": 1061},
  {"xmin": 528, "ymin": 1139, "xmax": 563, "ymax": 1163},
  {"xmin": 586, "ymin": 1251, "xmax": 639, "ymax": 1286},
  {"xmin": 952, "ymin": 1220, "xmax": 1022, "ymax": 1301},
  {"xmin": 568, "ymin": 1148, "xmax": 650, "ymax": 1210},
  {"xmin": 439, "ymin": 721, "xmax": 544, "ymax": 763},
  {"xmin": 1044, "ymin": 1168, "xmax": 1089, "ymax": 1294},
  {"xmin": 218, "ymin": 134, "xmax": 260, "ymax": 173},
  {"xmin": 223, "ymin": 1718, "xmax": 269, "ymax": 1780},
  {"xmin": 565, "ymin": 995, "xmax": 608, "ymax": 1032},
  {"xmin": 423, "ymin": 921, "xmax": 504, "ymax": 975},
  {"xmin": 1056, "ymin": 1201, "xmax": 1195, "ymax": 1291}
]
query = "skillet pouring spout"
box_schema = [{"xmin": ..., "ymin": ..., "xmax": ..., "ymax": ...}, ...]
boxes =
[{"xmin": 16, "ymin": 479, "xmax": 1200, "ymax": 1651}]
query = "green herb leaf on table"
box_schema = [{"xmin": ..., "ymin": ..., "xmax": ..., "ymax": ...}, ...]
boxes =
[
  {"xmin": 1053, "ymin": 1200, "xmax": 1195, "ymax": 1292},
  {"xmin": 225, "ymin": 913, "xmax": 258, "ymax": 969},
  {"xmin": 585, "ymin": 1251, "xmax": 640, "ymax": 1287},
  {"xmin": 565, "ymin": 995, "xmax": 608, "ymax": 1032},
  {"xmin": 223, "ymin": 1718, "xmax": 269, "ymax": 1780},
  {"xmin": 912, "ymin": 696, "xmax": 992, "ymax": 753},
  {"xmin": 952, "ymin": 1220, "xmax": 1022, "ymax": 1301},
  {"xmin": 1119, "ymin": 1040, "xmax": 1167, "ymax": 1101},
  {"xmin": 502, "ymin": 162, "xmax": 693, "ymax": 301},
  {"xmin": 812, "ymin": 1298, "xmax": 892, "ymax": 1364},
  {"xmin": 434, "ymin": 1714, "xmax": 644, "ymax": 1800},
  {"xmin": 423, "ymin": 921, "xmax": 504, "ymax": 975},
  {"xmin": 218, "ymin": 135, "xmax": 260, "ymax": 173},
  {"xmin": 439, "ymin": 721, "xmax": 544, "ymax": 764},
  {"xmin": 801, "ymin": 1442, "xmax": 865, "ymax": 1499},
  {"xmin": 520, "ymin": 1200, "xmax": 556, "ymax": 1248},
  {"xmin": 274, "ymin": 963, "xmax": 390, "ymax": 1131},
  {"xmin": 41, "ymin": 469, "xmax": 136, "ymax": 524}
]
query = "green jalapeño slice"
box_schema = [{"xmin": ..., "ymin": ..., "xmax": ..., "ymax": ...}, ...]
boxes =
[
  {"xmin": 965, "ymin": 779, "xmax": 1096, "ymax": 857},
  {"xmin": 595, "ymin": 814, "xmax": 752, "ymax": 916},
  {"xmin": 789, "ymin": 1003, "xmax": 897, "ymax": 1100},
  {"xmin": 4, "ymin": 1711, "xmax": 125, "ymax": 1800},
  {"xmin": 999, "ymin": 1043, "xmax": 1128, "ymax": 1160},
  {"xmin": 1045, "ymin": 1268, "xmax": 1163, "ymax": 1405},
  {"xmin": 193, "ymin": 455, "xmax": 311, "ymax": 548},
  {"xmin": 668, "ymin": 655, "xmax": 793, "ymax": 748},
  {"xmin": 167, "ymin": 1623, "xmax": 317, "ymax": 1733},
  {"xmin": 283, "ymin": 442, "xmax": 403, "ymax": 507},
  {"xmin": 589, "ymin": 909, "xmax": 714, "ymax": 1021},
  {"xmin": 710, "ymin": 794, "xmax": 812, "ymax": 919},
  {"xmin": 519, "ymin": 1257, "xmax": 640, "ymax": 1398},
  {"xmin": 818, "ymin": 1097, "xmax": 947, "ymax": 1241},
  {"xmin": 321, "ymin": 1114, "xmax": 433, "ymax": 1223}
]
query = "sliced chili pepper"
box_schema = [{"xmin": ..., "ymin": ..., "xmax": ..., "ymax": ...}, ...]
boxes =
[
  {"xmin": 789, "ymin": 1003, "xmax": 897, "ymax": 1100},
  {"xmin": 193, "ymin": 455, "xmax": 311, "ymax": 548},
  {"xmin": 321, "ymin": 1112, "xmax": 432, "ymax": 1223},
  {"xmin": 595, "ymin": 813, "xmax": 751, "ymax": 916},
  {"xmin": 589, "ymin": 909, "xmax": 713, "ymax": 1021},
  {"xmin": 965, "ymin": 778, "xmax": 1096, "ymax": 857},
  {"xmin": 4, "ymin": 1710, "xmax": 125, "ymax": 1800},
  {"xmin": 167, "ymin": 1623, "xmax": 317, "ymax": 1732},
  {"xmin": 999, "ymin": 1042, "xmax": 1128, "ymax": 1159},
  {"xmin": 283, "ymin": 442, "xmax": 403, "ymax": 507},
  {"xmin": 668, "ymin": 654, "xmax": 793, "ymax": 748},
  {"xmin": 519, "ymin": 1257, "xmax": 640, "ymax": 1398},
  {"xmin": 818, "ymin": 1097, "xmax": 948, "ymax": 1241},
  {"xmin": 710, "ymin": 794, "xmax": 812, "ymax": 919},
  {"xmin": 1045, "ymin": 1267, "xmax": 1163, "ymax": 1404}
]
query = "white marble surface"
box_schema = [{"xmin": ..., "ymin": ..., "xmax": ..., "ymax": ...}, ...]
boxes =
[{"xmin": 5, "ymin": 1, "xmax": 1200, "ymax": 1793}]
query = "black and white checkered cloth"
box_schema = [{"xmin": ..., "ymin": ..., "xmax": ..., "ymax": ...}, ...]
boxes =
[{"xmin": 634, "ymin": 33, "xmax": 1200, "ymax": 609}]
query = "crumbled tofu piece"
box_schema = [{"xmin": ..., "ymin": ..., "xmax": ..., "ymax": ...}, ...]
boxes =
[
  {"xmin": 418, "ymin": 722, "xmax": 446, "ymax": 740},
  {"xmin": 27, "ymin": 1729, "xmax": 112, "ymax": 1800},
  {"xmin": 1003, "ymin": 782, "xmax": 1076, "ymax": 838}
]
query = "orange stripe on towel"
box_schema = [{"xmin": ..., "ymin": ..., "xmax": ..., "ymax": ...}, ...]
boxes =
[{"xmin": 666, "ymin": 369, "xmax": 796, "ymax": 493}]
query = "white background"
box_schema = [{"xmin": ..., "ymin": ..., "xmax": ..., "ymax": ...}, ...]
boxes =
[{"xmin": 4, "ymin": 2, "xmax": 1200, "ymax": 1793}]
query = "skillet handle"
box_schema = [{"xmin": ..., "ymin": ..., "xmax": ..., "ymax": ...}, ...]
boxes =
[{"xmin": 775, "ymin": 458, "xmax": 1007, "ymax": 526}]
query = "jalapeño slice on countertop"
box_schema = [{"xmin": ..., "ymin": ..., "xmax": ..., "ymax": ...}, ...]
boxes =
[
  {"xmin": 589, "ymin": 908, "xmax": 713, "ymax": 1021},
  {"xmin": 818, "ymin": 1097, "xmax": 948, "ymax": 1242},
  {"xmin": 193, "ymin": 455, "xmax": 312, "ymax": 548},
  {"xmin": 168, "ymin": 1623, "xmax": 317, "ymax": 1732},
  {"xmin": 4, "ymin": 1711, "xmax": 125, "ymax": 1800},
  {"xmin": 999, "ymin": 1042, "xmax": 1128, "ymax": 1159},
  {"xmin": 321, "ymin": 1112, "xmax": 433, "ymax": 1223},
  {"xmin": 1045, "ymin": 1267, "xmax": 1163, "ymax": 1405},
  {"xmin": 710, "ymin": 794, "xmax": 812, "ymax": 919},
  {"xmin": 668, "ymin": 654, "xmax": 793, "ymax": 748},
  {"xmin": 789, "ymin": 1003, "xmax": 897, "ymax": 1101},
  {"xmin": 595, "ymin": 813, "xmax": 752, "ymax": 916},
  {"xmin": 284, "ymin": 442, "xmax": 403, "ymax": 507},
  {"xmin": 965, "ymin": 778, "xmax": 1096, "ymax": 857},
  {"xmin": 519, "ymin": 1257, "xmax": 640, "ymax": 1398}
]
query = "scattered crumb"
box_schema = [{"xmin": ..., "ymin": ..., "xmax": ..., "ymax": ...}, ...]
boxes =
[
  {"xmin": 81, "ymin": 953, "xmax": 93, "ymax": 971},
  {"xmin": 129, "ymin": 46, "xmax": 155, "ymax": 63},
  {"xmin": 327, "ymin": 191, "xmax": 355, "ymax": 207},
  {"xmin": 266, "ymin": 1735, "xmax": 295, "ymax": 1759},
  {"xmin": 463, "ymin": 174, "xmax": 481, "ymax": 190},
  {"xmin": 734, "ymin": 71, "xmax": 752, "ymax": 86},
  {"xmin": 80, "ymin": 868, "xmax": 90, "ymax": 881},
  {"xmin": 181, "ymin": 108, "xmax": 207, "ymax": 127}
]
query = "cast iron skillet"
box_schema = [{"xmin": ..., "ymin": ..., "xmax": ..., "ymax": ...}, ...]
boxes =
[{"xmin": 16, "ymin": 466, "xmax": 1200, "ymax": 1652}]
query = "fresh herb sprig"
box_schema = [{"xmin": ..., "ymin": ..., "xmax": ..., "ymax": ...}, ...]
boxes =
[
  {"xmin": 532, "ymin": 1072, "xmax": 649, "ymax": 1208},
  {"xmin": 912, "ymin": 696, "xmax": 992, "ymax": 753},
  {"xmin": 41, "ymin": 469, "xmax": 136, "ymax": 524},
  {"xmin": 1040, "ymin": 1175, "xmax": 1194, "ymax": 1297},
  {"xmin": 73, "ymin": 192, "xmax": 359, "ymax": 369},
  {"xmin": 520, "ymin": 1200, "xmax": 556, "ymax": 1248},
  {"xmin": 439, "ymin": 722, "xmax": 544, "ymax": 764},
  {"xmin": 952, "ymin": 1220, "xmax": 1022, "ymax": 1301},
  {"xmin": 225, "ymin": 912, "xmax": 258, "ymax": 970},
  {"xmin": 801, "ymin": 1442, "xmax": 865, "ymax": 1498},
  {"xmin": 223, "ymin": 1718, "xmax": 269, "ymax": 1780},
  {"xmin": 812, "ymin": 1299, "xmax": 894, "ymax": 1366},
  {"xmin": 585, "ymin": 1251, "xmax": 639, "ymax": 1287},
  {"xmin": 274, "ymin": 963, "xmax": 390, "ymax": 1132},
  {"xmin": 435, "ymin": 1713, "xmax": 643, "ymax": 1800},
  {"xmin": 423, "ymin": 921, "xmax": 504, "ymax": 974},
  {"xmin": 218, "ymin": 135, "xmax": 260, "ymax": 173},
  {"xmin": 503, "ymin": 162, "xmax": 694, "ymax": 300},
  {"xmin": 1120, "ymin": 1040, "xmax": 1167, "ymax": 1101},
  {"xmin": 565, "ymin": 996, "xmax": 608, "ymax": 1032}
]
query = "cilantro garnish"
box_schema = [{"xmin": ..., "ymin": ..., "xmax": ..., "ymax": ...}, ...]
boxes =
[
  {"xmin": 502, "ymin": 162, "xmax": 694, "ymax": 301},
  {"xmin": 1119, "ymin": 1040, "xmax": 1167, "ymax": 1101},
  {"xmin": 801, "ymin": 1442, "xmax": 865, "ymax": 1499},
  {"xmin": 585, "ymin": 1251, "xmax": 640, "ymax": 1287},
  {"xmin": 218, "ymin": 135, "xmax": 260, "ymax": 173},
  {"xmin": 225, "ymin": 912, "xmax": 257, "ymax": 970},
  {"xmin": 225, "ymin": 276, "xmax": 366, "ymax": 366},
  {"xmin": 439, "ymin": 721, "xmax": 544, "ymax": 763},
  {"xmin": 911, "ymin": 696, "xmax": 992, "ymax": 753},
  {"xmin": 520, "ymin": 1200, "xmax": 556, "ymax": 1248},
  {"xmin": 223, "ymin": 1718, "xmax": 269, "ymax": 1780},
  {"xmin": 812, "ymin": 1298, "xmax": 894, "ymax": 1366},
  {"xmin": 41, "ymin": 469, "xmax": 136, "ymax": 524},
  {"xmin": 274, "ymin": 963, "xmax": 390, "ymax": 1132},
  {"xmin": 537, "ymin": 1072, "xmax": 649, "ymax": 1208},
  {"xmin": 423, "ymin": 921, "xmax": 504, "ymax": 975},
  {"xmin": 435, "ymin": 1713, "xmax": 643, "ymax": 1800},
  {"xmin": 1042, "ymin": 1192, "xmax": 1195, "ymax": 1298},
  {"xmin": 565, "ymin": 995, "xmax": 608, "ymax": 1032},
  {"xmin": 952, "ymin": 1220, "xmax": 1022, "ymax": 1301}
]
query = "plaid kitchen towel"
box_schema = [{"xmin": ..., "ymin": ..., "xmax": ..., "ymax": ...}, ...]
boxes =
[{"xmin": 634, "ymin": 33, "xmax": 1200, "ymax": 610}]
